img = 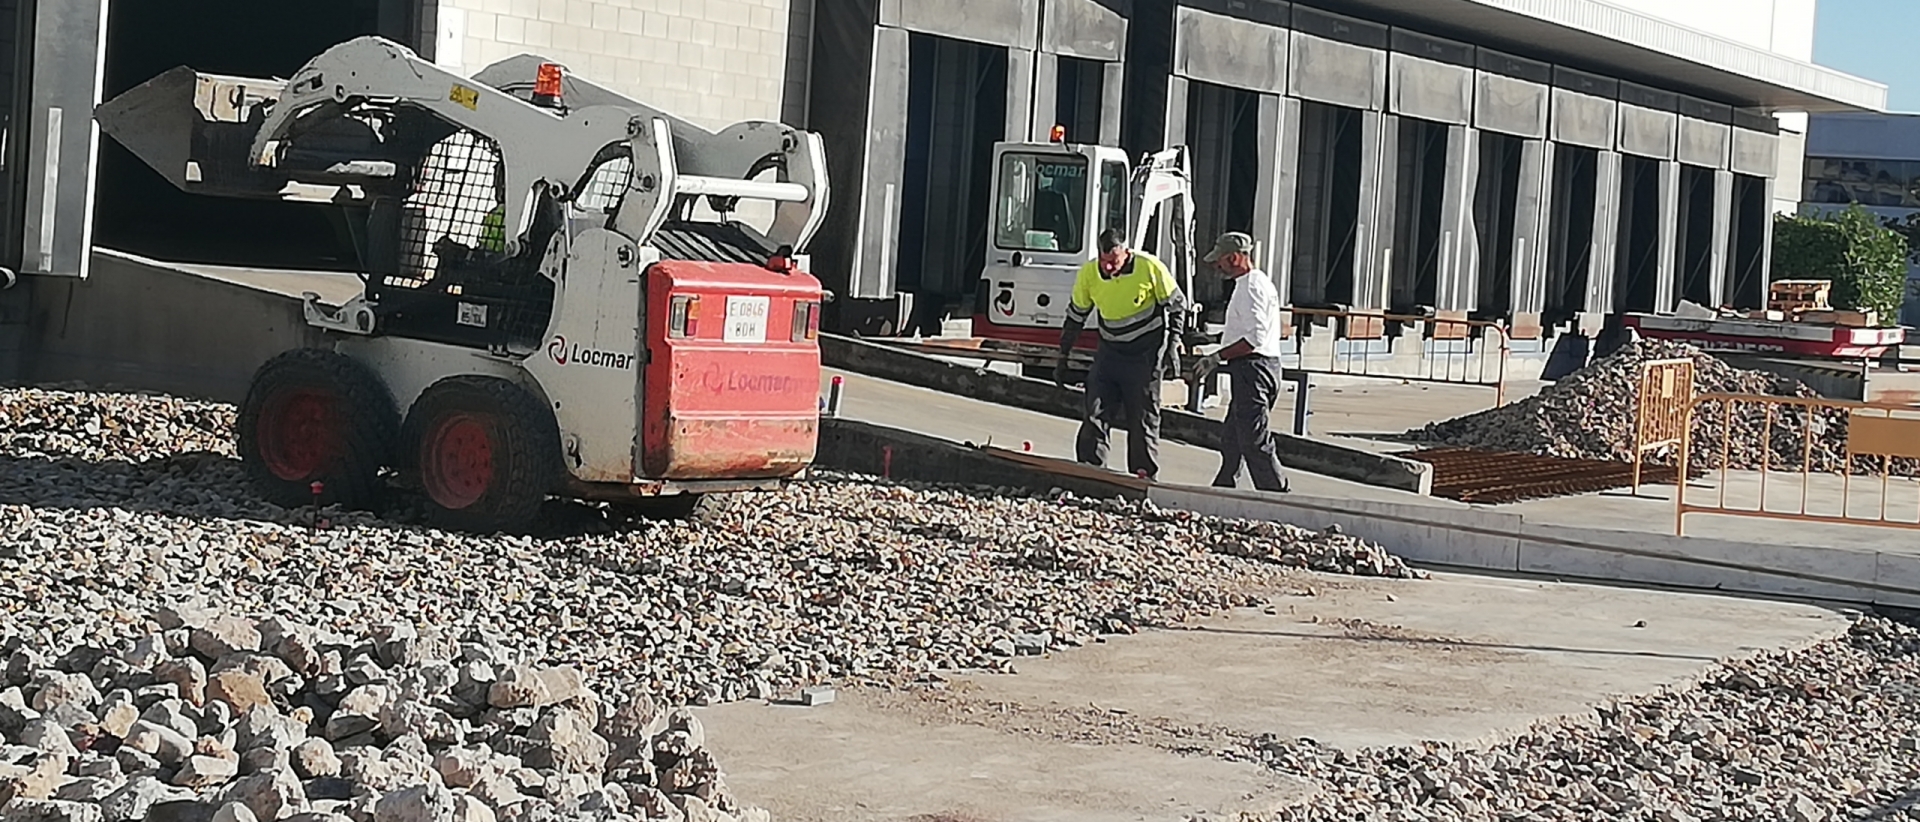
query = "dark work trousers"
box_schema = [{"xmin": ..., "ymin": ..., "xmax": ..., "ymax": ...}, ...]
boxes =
[
  {"xmin": 1213, "ymin": 355, "xmax": 1288, "ymax": 491},
  {"xmin": 1076, "ymin": 346, "xmax": 1162, "ymax": 480}
]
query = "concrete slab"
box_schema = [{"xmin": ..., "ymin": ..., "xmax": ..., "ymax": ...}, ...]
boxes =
[{"xmin": 701, "ymin": 574, "xmax": 1846, "ymax": 822}]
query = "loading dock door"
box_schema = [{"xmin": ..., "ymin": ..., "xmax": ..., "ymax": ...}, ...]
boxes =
[
  {"xmin": 0, "ymin": 0, "xmax": 24, "ymax": 272},
  {"xmin": 1673, "ymin": 108, "xmax": 1734, "ymax": 309},
  {"xmin": 1544, "ymin": 146, "xmax": 1600, "ymax": 326},
  {"xmin": 898, "ymin": 33, "xmax": 1009, "ymax": 334},
  {"xmin": 1179, "ymin": 79, "xmax": 1260, "ymax": 316},
  {"xmin": 19, "ymin": 0, "xmax": 109, "ymax": 278},
  {"xmin": 1286, "ymin": 15, "xmax": 1388, "ymax": 313},
  {"xmin": 1388, "ymin": 118, "xmax": 1449, "ymax": 314},
  {"xmin": 1725, "ymin": 122, "xmax": 1779, "ymax": 311}
]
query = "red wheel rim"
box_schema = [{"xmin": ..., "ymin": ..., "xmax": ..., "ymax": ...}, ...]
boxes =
[
  {"xmin": 422, "ymin": 413, "xmax": 494, "ymax": 510},
  {"xmin": 258, "ymin": 388, "xmax": 341, "ymax": 481}
]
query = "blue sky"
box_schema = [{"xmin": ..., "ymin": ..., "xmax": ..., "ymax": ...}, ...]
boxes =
[{"xmin": 1814, "ymin": 1, "xmax": 1920, "ymax": 112}]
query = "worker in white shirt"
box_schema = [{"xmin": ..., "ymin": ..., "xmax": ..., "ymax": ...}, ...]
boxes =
[{"xmin": 1193, "ymin": 232, "xmax": 1289, "ymax": 492}]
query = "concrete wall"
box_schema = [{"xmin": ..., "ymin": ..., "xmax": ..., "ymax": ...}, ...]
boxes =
[
  {"xmin": 418, "ymin": 0, "xmax": 803, "ymax": 130},
  {"xmin": 1606, "ymin": 0, "xmax": 1817, "ymax": 213},
  {"xmin": 0, "ymin": 252, "xmax": 331, "ymax": 404}
]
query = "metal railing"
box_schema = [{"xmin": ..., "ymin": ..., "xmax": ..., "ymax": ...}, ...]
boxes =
[
  {"xmin": 1631, "ymin": 358, "xmax": 1695, "ymax": 496},
  {"xmin": 1286, "ymin": 308, "xmax": 1512, "ymax": 406},
  {"xmin": 1675, "ymin": 392, "xmax": 1920, "ymax": 535}
]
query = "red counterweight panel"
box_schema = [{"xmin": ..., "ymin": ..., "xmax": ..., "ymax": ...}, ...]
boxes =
[{"xmin": 642, "ymin": 261, "xmax": 824, "ymax": 480}]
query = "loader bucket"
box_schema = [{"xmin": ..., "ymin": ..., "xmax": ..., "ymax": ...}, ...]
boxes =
[{"xmin": 94, "ymin": 66, "xmax": 293, "ymax": 200}]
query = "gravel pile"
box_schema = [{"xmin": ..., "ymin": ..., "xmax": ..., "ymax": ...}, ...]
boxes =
[
  {"xmin": 0, "ymin": 614, "xmax": 760, "ymax": 822},
  {"xmin": 0, "ymin": 387, "xmax": 1416, "ymax": 710},
  {"xmin": 1254, "ymin": 615, "xmax": 1920, "ymax": 822},
  {"xmin": 1408, "ymin": 340, "xmax": 1918, "ymax": 476},
  {"xmin": 0, "ymin": 388, "xmax": 233, "ymax": 463}
]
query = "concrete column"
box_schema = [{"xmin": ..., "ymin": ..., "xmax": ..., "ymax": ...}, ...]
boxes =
[
  {"xmin": 1007, "ymin": 47, "xmax": 1037, "ymax": 142},
  {"xmin": 1759, "ymin": 177, "xmax": 1777, "ymax": 291},
  {"xmin": 1101, "ymin": 62, "xmax": 1126, "ymax": 146},
  {"xmin": 1655, "ymin": 159, "xmax": 1681, "ymax": 314},
  {"xmin": 1030, "ymin": 51, "xmax": 1059, "ymax": 141},
  {"xmin": 1436, "ymin": 124, "xmax": 1479, "ymax": 314},
  {"xmin": 1358, "ymin": 111, "xmax": 1400, "ymax": 316},
  {"xmin": 1157, "ymin": 76, "xmax": 1190, "ymax": 257},
  {"xmin": 1252, "ymin": 93, "xmax": 1301, "ymax": 305},
  {"xmin": 1510, "ymin": 139, "xmax": 1553, "ymax": 338},
  {"xmin": 1351, "ymin": 109, "xmax": 1393, "ymax": 315},
  {"xmin": 850, "ymin": 26, "xmax": 912, "ymax": 300},
  {"xmin": 1710, "ymin": 169, "xmax": 1735, "ymax": 309},
  {"xmin": 1586, "ymin": 149, "xmax": 1623, "ymax": 321}
]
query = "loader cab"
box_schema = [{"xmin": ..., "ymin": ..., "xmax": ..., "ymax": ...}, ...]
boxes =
[{"xmin": 976, "ymin": 132, "xmax": 1130, "ymax": 344}]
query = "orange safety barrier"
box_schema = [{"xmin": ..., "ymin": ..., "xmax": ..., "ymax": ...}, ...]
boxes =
[
  {"xmin": 1674, "ymin": 392, "xmax": 1920, "ymax": 535},
  {"xmin": 1286, "ymin": 308, "xmax": 1512, "ymax": 406},
  {"xmin": 1631, "ymin": 358, "xmax": 1695, "ymax": 496}
]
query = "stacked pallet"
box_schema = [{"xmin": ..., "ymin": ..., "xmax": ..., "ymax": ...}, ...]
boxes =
[{"xmin": 1763, "ymin": 279, "xmax": 1879, "ymax": 327}]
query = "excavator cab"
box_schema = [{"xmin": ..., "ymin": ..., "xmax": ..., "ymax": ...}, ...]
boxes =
[{"xmin": 973, "ymin": 130, "xmax": 1196, "ymax": 351}]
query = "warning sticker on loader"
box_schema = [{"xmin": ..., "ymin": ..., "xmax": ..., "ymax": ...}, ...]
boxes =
[
  {"xmin": 449, "ymin": 84, "xmax": 480, "ymax": 110},
  {"xmin": 723, "ymin": 295, "xmax": 770, "ymax": 343}
]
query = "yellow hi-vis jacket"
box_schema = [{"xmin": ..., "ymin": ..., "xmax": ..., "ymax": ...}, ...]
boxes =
[{"xmin": 1063, "ymin": 251, "xmax": 1187, "ymax": 354}]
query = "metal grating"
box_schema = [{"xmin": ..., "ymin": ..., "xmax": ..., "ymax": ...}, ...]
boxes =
[
  {"xmin": 1407, "ymin": 447, "xmax": 1700, "ymax": 504},
  {"xmin": 653, "ymin": 222, "xmax": 775, "ymax": 265},
  {"xmin": 392, "ymin": 130, "xmax": 503, "ymax": 290}
]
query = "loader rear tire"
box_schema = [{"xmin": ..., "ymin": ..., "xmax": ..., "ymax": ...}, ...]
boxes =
[
  {"xmin": 404, "ymin": 376, "xmax": 560, "ymax": 534},
  {"xmin": 238, "ymin": 348, "xmax": 398, "ymax": 512}
]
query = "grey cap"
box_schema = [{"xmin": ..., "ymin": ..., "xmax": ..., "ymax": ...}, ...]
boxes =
[{"xmin": 1203, "ymin": 231, "xmax": 1254, "ymax": 263}]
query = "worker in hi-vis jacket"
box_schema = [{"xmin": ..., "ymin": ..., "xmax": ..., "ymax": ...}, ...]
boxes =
[{"xmin": 1055, "ymin": 228, "xmax": 1189, "ymax": 482}]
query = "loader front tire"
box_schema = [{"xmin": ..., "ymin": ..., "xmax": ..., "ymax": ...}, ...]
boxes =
[
  {"xmin": 238, "ymin": 348, "xmax": 398, "ymax": 511},
  {"xmin": 404, "ymin": 376, "xmax": 559, "ymax": 534}
]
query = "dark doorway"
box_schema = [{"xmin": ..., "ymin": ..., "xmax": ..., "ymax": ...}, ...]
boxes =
[
  {"xmin": 1184, "ymin": 80, "xmax": 1259, "ymax": 316},
  {"xmin": 1614, "ymin": 155, "xmax": 1663, "ymax": 313},
  {"xmin": 899, "ymin": 32, "xmax": 1007, "ymax": 335},
  {"xmin": 1675, "ymin": 166, "xmax": 1717, "ymax": 307},
  {"xmin": 1389, "ymin": 118, "xmax": 1448, "ymax": 313},
  {"xmin": 1545, "ymin": 145, "xmax": 1599, "ymax": 326},
  {"xmin": 95, "ymin": 0, "xmax": 413, "ymax": 270},
  {"xmin": 0, "ymin": 0, "xmax": 26, "ymax": 272},
  {"xmin": 1055, "ymin": 56, "xmax": 1104, "ymax": 143},
  {"xmin": 1292, "ymin": 100, "xmax": 1363, "ymax": 308},
  {"xmin": 1473, "ymin": 132, "xmax": 1524, "ymax": 320},
  {"xmin": 1727, "ymin": 174, "xmax": 1769, "ymax": 310}
]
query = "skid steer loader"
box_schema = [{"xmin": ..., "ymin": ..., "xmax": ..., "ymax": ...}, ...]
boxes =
[{"xmin": 95, "ymin": 38, "xmax": 830, "ymax": 532}]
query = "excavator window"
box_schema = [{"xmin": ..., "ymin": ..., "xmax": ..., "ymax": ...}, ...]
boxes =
[
  {"xmin": 993, "ymin": 152, "xmax": 1089, "ymax": 254},
  {"xmin": 1099, "ymin": 161, "xmax": 1129, "ymax": 238}
]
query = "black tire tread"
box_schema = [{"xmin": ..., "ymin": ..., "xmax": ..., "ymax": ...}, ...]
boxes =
[
  {"xmin": 405, "ymin": 376, "xmax": 560, "ymax": 534},
  {"xmin": 237, "ymin": 348, "xmax": 399, "ymax": 511}
]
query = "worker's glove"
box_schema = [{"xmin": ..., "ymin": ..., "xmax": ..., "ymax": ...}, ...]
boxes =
[
  {"xmin": 1052, "ymin": 357, "xmax": 1072, "ymax": 388},
  {"xmin": 1191, "ymin": 352, "xmax": 1223, "ymax": 382}
]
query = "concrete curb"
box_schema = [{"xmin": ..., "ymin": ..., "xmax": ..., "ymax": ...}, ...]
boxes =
[
  {"xmin": 816, "ymin": 417, "xmax": 1149, "ymax": 501},
  {"xmin": 813, "ymin": 416, "xmax": 1920, "ymax": 609},
  {"xmin": 1149, "ymin": 484, "xmax": 1920, "ymax": 609},
  {"xmin": 821, "ymin": 333, "xmax": 1434, "ymax": 495}
]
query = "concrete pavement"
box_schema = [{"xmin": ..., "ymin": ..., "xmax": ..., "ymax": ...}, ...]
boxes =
[{"xmin": 701, "ymin": 573, "xmax": 1847, "ymax": 822}]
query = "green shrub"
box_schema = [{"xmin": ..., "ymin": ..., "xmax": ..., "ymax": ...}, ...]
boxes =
[{"xmin": 1772, "ymin": 205, "xmax": 1907, "ymax": 325}]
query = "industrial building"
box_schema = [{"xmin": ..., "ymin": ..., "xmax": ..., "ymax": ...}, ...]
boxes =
[
  {"xmin": 0, "ymin": 0, "xmax": 1889, "ymax": 396},
  {"xmin": 1803, "ymin": 110, "xmax": 1920, "ymax": 328}
]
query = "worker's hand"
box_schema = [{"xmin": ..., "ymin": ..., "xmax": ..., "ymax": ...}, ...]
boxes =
[
  {"xmin": 1052, "ymin": 357, "xmax": 1072, "ymax": 388},
  {"xmin": 1191, "ymin": 352, "xmax": 1223, "ymax": 382}
]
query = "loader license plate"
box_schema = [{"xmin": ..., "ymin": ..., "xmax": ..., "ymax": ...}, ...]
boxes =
[
  {"xmin": 723, "ymin": 295, "xmax": 770, "ymax": 343},
  {"xmin": 457, "ymin": 302, "xmax": 488, "ymax": 328}
]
